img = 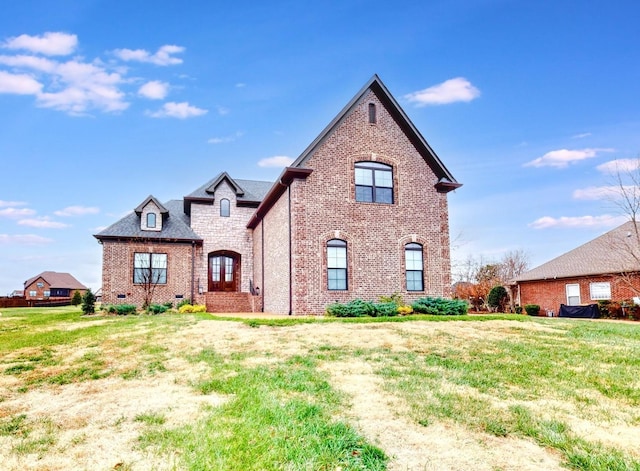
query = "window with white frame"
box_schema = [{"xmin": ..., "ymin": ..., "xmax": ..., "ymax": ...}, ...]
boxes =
[
  {"xmin": 590, "ymin": 282, "xmax": 611, "ymax": 300},
  {"xmin": 327, "ymin": 239, "xmax": 347, "ymax": 290},
  {"xmin": 566, "ymin": 284, "xmax": 580, "ymax": 306}
]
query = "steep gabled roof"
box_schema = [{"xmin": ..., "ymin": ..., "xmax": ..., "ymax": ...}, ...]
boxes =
[
  {"xmin": 24, "ymin": 272, "xmax": 87, "ymax": 290},
  {"xmin": 515, "ymin": 221, "xmax": 640, "ymax": 282},
  {"xmin": 183, "ymin": 173, "xmax": 273, "ymax": 214},
  {"xmin": 134, "ymin": 195, "xmax": 169, "ymax": 215},
  {"xmin": 290, "ymin": 74, "xmax": 461, "ymax": 193},
  {"xmin": 94, "ymin": 199, "xmax": 202, "ymax": 243}
]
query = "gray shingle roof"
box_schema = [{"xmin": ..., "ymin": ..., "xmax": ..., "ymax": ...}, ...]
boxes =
[
  {"xmin": 515, "ymin": 221, "xmax": 640, "ymax": 282},
  {"xmin": 185, "ymin": 173, "xmax": 273, "ymax": 203},
  {"xmin": 95, "ymin": 199, "xmax": 202, "ymax": 243}
]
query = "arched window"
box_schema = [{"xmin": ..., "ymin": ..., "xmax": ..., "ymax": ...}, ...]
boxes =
[
  {"xmin": 220, "ymin": 198, "xmax": 230, "ymax": 217},
  {"xmin": 327, "ymin": 239, "xmax": 347, "ymax": 290},
  {"xmin": 368, "ymin": 103, "xmax": 377, "ymax": 124},
  {"xmin": 355, "ymin": 161, "xmax": 393, "ymax": 203},
  {"xmin": 146, "ymin": 212, "xmax": 156, "ymax": 228},
  {"xmin": 405, "ymin": 243, "xmax": 424, "ymax": 291}
]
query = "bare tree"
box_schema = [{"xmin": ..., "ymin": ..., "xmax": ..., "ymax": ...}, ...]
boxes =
[
  {"xmin": 134, "ymin": 252, "xmax": 167, "ymax": 308},
  {"xmin": 499, "ymin": 249, "xmax": 530, "ymax": 283}
]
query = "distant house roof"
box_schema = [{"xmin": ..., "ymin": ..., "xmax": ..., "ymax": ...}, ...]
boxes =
[
  {"xmin": 515, "ymin": 221, "xmax": 640, "ymax": 282},
  {"xmin": 24, "ymin": 272, "xmax": 87, "ymax": 290},
  {"xmin": 94, "ymin": 199, "xmax": 203, "ymax": 243},
  {"xmin": 183, "ymin": 173, "xmax": 273, "ymax": 215},
  {"xmin": 10, "ymin": 290, "xmax": 24, "ymax": 297}
]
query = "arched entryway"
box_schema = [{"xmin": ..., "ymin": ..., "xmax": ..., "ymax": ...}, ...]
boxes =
[{"xmin": 208, "ymin": 251, "xmax": 241, "ymax": 292}]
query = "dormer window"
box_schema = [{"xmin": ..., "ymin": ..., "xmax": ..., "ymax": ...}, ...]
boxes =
[
  {"xmin": 147, "ymin": 212, "xmax": 156, "ymax": 228},
  {"xmin": 220, "ymin": 198, "xmax": 230, "ymax": 217}
]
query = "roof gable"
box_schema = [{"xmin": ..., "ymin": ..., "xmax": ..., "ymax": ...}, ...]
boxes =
[
  {"xmin": 290, "ymin": 74, "xmax": 461, "ymax": 193},
  {"xmin": 24, "ymin": 271, "xmax": 87, "ymax": 290},
  {"xmin": 205, "ymin": 172, "xmax": 245, "ymax": 196},
  {"xmin": 134, "ymin": 195, "xmax": 169, "ymax": 216}
]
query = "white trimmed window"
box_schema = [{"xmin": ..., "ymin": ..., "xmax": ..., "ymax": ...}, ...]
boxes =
[{"xmin": 590, "ymin": 282, "xmax": 611, "ymax": 301}]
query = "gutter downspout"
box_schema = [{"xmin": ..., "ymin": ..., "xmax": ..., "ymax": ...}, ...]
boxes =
[
  {"xmin": 288, "ymin": 185, "xmax": 292, "ymax": 316},
  {"xmin": 190, "ymin": 241, "xmax": 195, "ymax": 302},
  {"xmin": 261, "ymin": 220, "xmax": 265, "ymax": 312}
]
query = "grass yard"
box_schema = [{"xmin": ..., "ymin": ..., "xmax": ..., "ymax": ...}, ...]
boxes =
[{"xmin": 0, "ymin": 307, "xmax": 639, "ymax": 470}]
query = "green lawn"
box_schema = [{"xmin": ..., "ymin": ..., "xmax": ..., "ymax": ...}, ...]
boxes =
[{"xmin": 0, "ymin": 306, "xmax": 639, "ymax": 470}]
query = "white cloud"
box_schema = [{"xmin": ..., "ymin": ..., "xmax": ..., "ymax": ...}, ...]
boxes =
[
  {"xmin": 596, "ymin": 158, "xmax": 640, "ymax": 174},
  {"xmin": 0, "ymin": 54, "xmax": 57, "ymax": 72},
  {"xmin": 572, "ymin": 132, "xmax": 592, "ymax": 139},
  {"xmin": 0, "ymin": 70, "xmax": 42, "ymax": 94},
  {"xmin": 217, "ymin": 106, "xmax": 230, "ymax": 116},
  {"xmin": 54, "ymin": 206, "xmax": 100, "ymax": 217},
  {"xmin": 0, "ymin": 207, "xmax": 36, "ymax": 218},
  {"xmin": 208, "ymin": 131, "xmax": 244, "ymax": 144},
  {"xmin": 113, "ymin": 44, "xmax": 185, "ymax": 66},
  {"xmin": 258, "ymin": 155, "xmax": 295, "ymax": 168},
  {"xmin": 0, "ymin": 200, "xmax": 27, "ymax": 208},
  {"xmin": 147, "ymin": 101, "xmax": 207, "ymax": 119},
  {"xmin": 528, "ymin": 214, "xmax": 624, "ymax": 229},
  {"xmin": 573, "ymin": 186, "xmax": 633, "ymax": 200},
  {"xmin": 524, "ymin": 148, "xmax": 614, "ymax": 168},
  {"xmin": 138, "ymin": 80, "xmax": 169, "ymax": 99},
  {"xmin": 18, "ymin": 217, "xmax": 69, "ymax": 229},
  {"xmin": 0, "ymin": 234, "xmax": 54, "ymax": 245},
  {"xmin": 404, "ymin": 77, "xmax": 480, "ymax": 106},
  {"xmin": 3, "ymin": 32, "xmax": 77, "ymax": 56}
]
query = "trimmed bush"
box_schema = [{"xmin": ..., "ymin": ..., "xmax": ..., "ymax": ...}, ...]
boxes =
[
  {"xmin": 524, "ymin": 304, "xmax": 540, "ymax": 316},
  {"xmin": 81, "ymin": 289, "xmax": 96, "ymax": 315},
  {"xmin": 71, "ymin": 290, "xmax": 82, "ymax": 306},
  {"xmin": 397, "ymin": 305, "xmax": 414, "ymax": 316},
  {"xmin": 178, "ymin": 304, "xmax": 207, "ymax": 313},
  {"xmin": 374, "ymin": 302, "xmax": 399, "ymax": 317},
  {"xmin": 115, "ymin": 304, "xmax": 137, "ymax": 315},
  {"xmin": 411, "ymin": 297, "xmax": 468, "ymax": 316},
  {"xmin": 326, "ymin": 299, "xmax": 376, "ymax": 317},
  {"xmin": 148, "ymin": 304, "xmax": 168, "ymax": 314},
  {"xmin": 487, "ymin": 286, "xmax": 508, "ymax": 312},
  {"xmin": 177, "ymin": 298, "xmax": 192, "ymax": 309}
]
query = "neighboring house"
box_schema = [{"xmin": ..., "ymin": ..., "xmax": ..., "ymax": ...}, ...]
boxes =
[
  {"xmin": 9, "ymin": 290, "xmax": 24, "ymax": 298},
  {"xmin": 24, "ymin": 272, "xmax": 88, "ymax": 301},
  {"xmin": 95, "ymin": 75, "xmax": 461, "ymax": 314},
  {"xmin": 513, "ymin": 221, "xmax": 640, "ymax": 314}
]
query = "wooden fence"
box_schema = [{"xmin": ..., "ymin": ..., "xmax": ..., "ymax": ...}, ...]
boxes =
[{"xmin": 0, "ymin": 297, "xmax": 73, "ymax": 309}]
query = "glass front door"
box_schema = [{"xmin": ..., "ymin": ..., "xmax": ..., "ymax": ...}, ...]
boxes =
[{"xmin": 208, "ymin": 252, "xmax": 239, "ymax": 292}]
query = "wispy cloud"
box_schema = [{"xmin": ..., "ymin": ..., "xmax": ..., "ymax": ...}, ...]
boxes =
[
  {"xmin": 2, "ymin": 32, "xmax": 78, "ymax": 56},
  {"xmin": 147, "ymin": 101, "xmax": 207, "ymax": 119},
  {"xmin": 524, "ymin": 148, "xmax": 614, "ymax": 168},
  {"xmin": 404, "ymin": 77, "xmax": 480, "ymax": 106},
  {"xmin": 572, "ymin": 132, "xmax": 592, "ymax": 139},
  {"xmin": 528, "ymin": 214, "xmax": 624, "ymax": 229},
  {"xmin": 258, "ymin": 155, "xmax": 294, "ymax": 168},
  {"xmin": 208, "ymin": 131, "xmax": 244, "ymax": 144},
  {"xmin": 0, "ymin": 200, "xmax": 28, "ymax": 208},
  {"xmin": 0, "ymin": 207, "xmax": 36, "ymax": 218},
  {"xmin": 54, "ymin": 206, "xmax": 99, "ymax": 217},
  {"xmin": 0, "ymin": 234, "xmax": 54, "ymax": 245},
  {"xmin": 18, "ymin": 217, "xmax": 69, "ymax": 229},
  {"xmin": 113, "ymin": 45, "xmax": 184, "ymax": 66},
  {"xmin": 138, "ymin": 80, "xmax": 169, "ymax": 100},
  {"xmin": 596, "ymin": 158, "xmax": 640, "ymax": 174},
  {"xmin": 572, "ymin": 186, "xmax": 628, "ymax": 200}
]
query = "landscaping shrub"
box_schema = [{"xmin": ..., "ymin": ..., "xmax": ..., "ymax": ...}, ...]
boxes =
[
  {"xmin": 177, "ymin": 298, "xmax": 192, "ymax": 309},
  {"xmin": 115, "ymin": 304, "xmax": 137, "ymax": 315},
  {"xmin": 524, "ymin": 304, "xmax": 540, "ymax": 316},
  {"xmin": 81, "ymin": 289, "xmax": 96, "ymax": 315},
  {"xmin": 148, "ymin": 304, "xmax": 168, "ymax": 314},
  {"xmin": 326, "ymin": 299, "xmax": 376, "ymax": 317},
  {"xmin": 411, "ymin": 297, "xmax": 468, "ymax": 316},
  {"xmin": 374, "ymin": 302, "xmax": 399, "ymax": 317},
  {"xmin": 71, "ymin": 290, "xmax": 82, "ymax": 306},
  {"xmin": 487, "ymin": 286, "xmax": 508, "ymax": 312},
  {"xmin": 102, "ymin": 304, "xmax": 117, "ymax": 314},
  {"xmin": 178, "ymin": 304, "xmax": 207, "ymax": 313},
  {"xmin": 397, "ymin": 305, "xmax": 414, "ymax": 315}
]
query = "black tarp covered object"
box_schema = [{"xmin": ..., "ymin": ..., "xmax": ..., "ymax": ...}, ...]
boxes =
[{"xmin": 558, "ymin": 304, "xmax": 600, "ymax": 319}]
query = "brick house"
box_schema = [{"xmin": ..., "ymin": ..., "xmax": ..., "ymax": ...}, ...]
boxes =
[
  {"xmin": 24, "ymin": 271, "xmax": 87, "ymax": 301},
  {"xmin": 512, "ymin": 221, "xmax": 640, "ymax": 315},
  {"xmin": 95, "ymin": 75, "xmax": 461, "ymax": 314}
]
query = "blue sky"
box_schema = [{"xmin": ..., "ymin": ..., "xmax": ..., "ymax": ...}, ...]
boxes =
[{"xmin": 1, "ymin": 0, "xmax": 640, "ymax": 294}]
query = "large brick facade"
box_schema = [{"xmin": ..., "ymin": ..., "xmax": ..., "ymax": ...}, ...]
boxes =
[{"xmin": 96, "ymin": 76, "xmax": 461, "ymax": 314}]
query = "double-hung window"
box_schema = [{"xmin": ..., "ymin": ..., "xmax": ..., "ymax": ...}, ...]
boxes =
[
  {"xmin": 134, "ymin": 253, "xmax": 167, "ymax": 284},
  {"xmin": 355, "ymin": 161, "xmax": 393, "ymax": 203},
  {"xmin": 405, "ymin": 243, "xmax": 424, "ymax": 291},
  {"xmin": 327, "ymin": 239, "xmax": 347, "ymax": 290}
]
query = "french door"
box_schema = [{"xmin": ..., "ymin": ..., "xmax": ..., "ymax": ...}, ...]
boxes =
[{"xmin": 208, "ymin": 252, "xmax": 240, "ymax": 292}]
